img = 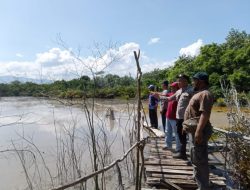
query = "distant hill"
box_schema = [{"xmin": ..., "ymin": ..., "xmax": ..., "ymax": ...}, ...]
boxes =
[{"xmin": 0, "ymin": 75, "xmax": 52, "ymax": 84}]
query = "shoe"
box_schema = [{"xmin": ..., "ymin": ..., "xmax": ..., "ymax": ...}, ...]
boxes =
[
  {"xmin": 209, "ymin": 181, "xmax": 218, "ymax": 188},
  {"xmin": 187, "ymin": 160, "xmax": 192, "ymax": 166},
  {"xmin": 162, "ymin": 146, "xmax": 172, "ymax": 151},
  {"xmin": 185, "ymin": 175, "xmax": 195, "ymax": 180},
  {"xmin": 173, "ymin": 152, "xmax": 187, "ymax": 160},
  {"xmin": 173, "ymin": 149, "xmax": 181, "ymax": 153},
  {"xmin": 171, "ymin": 149, "xmax": 181, "ymax": 154}
]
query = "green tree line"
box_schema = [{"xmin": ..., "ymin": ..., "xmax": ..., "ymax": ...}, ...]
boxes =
[
  {"xmin": 0, "ymin": 29, "xmax": 249, "ymax": 100},
  {"xmin": 0, "ymin": 75, "xmax": 137, "ymax": 99}
]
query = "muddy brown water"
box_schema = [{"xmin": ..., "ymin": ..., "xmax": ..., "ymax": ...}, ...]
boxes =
[{"xmin": 0, "ymin": 97, "xmax": 137, "ymax": 189}]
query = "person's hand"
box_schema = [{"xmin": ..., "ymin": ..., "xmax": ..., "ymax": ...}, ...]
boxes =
[
  {"xmin": 154, "ymin": 92, "xmax": 160, "ymax": 99},
  {"xmin": 195, "ymin": 130, "xmax": 203, "ymax": 144},
  {"xmin": 160, "ymin": 110, "xmax": 162, "ymax": 114}
]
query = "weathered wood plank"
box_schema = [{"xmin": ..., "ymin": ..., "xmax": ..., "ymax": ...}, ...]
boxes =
[
  {"xmin": 146, "ymin": 167, "xmax": 194, "ymax": 175},
  {"xmin": 147, "ymin": 178, "xmax": 185, "ymax": 190},
  {"xmin": 150, "ymin": 148, "xmax": 173, "ymax": 153},
  {"xmin": 148, "ymin": 155, "xmax": 179, "ymax": 160},
  {"xmin": 148, "ymin": 141, "xmax": 165, "ymax": 145},
  {"xmin": 144, "ymin": 127, "xmax": 165, "ymax": 137},
  {"xmin": 145, "ymin": 157, "xmax": 223, "ymax": 166},
  {"xmin": 144, "ymin": 160, "xmax": 189, "ymax": 166},
  {"xmin": 151, "ymin": 173, "xmax": 192, "ymax": 180},
  {"xmin": 145, "ymin": 165, "xmax": 193, "ymax": 171},
  {"xmin": 147, "ymin": 143, "xmax": 166, "ymax": 147},
  {"xmin": 151, "ymin": 173, "xmax": 226, "ymax": 181},
  {"xmin": 147, "ymin": 177, "xmax": 196, "ymax": 189},
  {"xmin": 148, "ymin": 152, "xmax": 173, "ymax": 156},
  {"xmin": 147, "ymin": 177, "xmax": 196, "ymax": 184}
]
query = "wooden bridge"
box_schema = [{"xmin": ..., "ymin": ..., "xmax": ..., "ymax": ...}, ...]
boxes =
[
  {"xmin": 51, "ymin": 123, "xmax": 229, "ymax": 190},
  {"xmin": 142, "ymin": 130, "xmax": 227, "ymax": 190}
]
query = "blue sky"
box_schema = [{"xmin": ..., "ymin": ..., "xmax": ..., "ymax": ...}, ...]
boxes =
[{"xmin": 0, "ymin": 0, "xmax": 249, "ymax": 81}]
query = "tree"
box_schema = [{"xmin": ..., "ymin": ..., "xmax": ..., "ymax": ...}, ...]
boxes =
[
  {"xmin": 225, "ymin": 28, "xmax": 250, "ymax": 49},
  {"xmin": 167, "ymin": 56, "xmax": 195, "ymax": 82}
]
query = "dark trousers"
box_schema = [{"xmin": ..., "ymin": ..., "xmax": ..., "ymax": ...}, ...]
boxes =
[
  {"xmin": 189, "ymin": 124, "xmax": 213, "ymax": 189},
  {"xmin": 161, "ymin": 109, "xmax": 167, "ymax": 132},
  {"xmin": 149, "ymin": 109, "xmax": 158, "ymax": 129},
  {"xmin": 176, "ymin": 119, "xmax": 187, "ymax": 154}
]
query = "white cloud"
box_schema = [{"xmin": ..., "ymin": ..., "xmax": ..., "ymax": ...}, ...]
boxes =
[
  {"xmin": 16, "ymin": 53, "xmax": 23, "ymax": 58},
  {"xmin": 36, "ymin": 48, "xmax": 73, "ymax": 67},
  {"xmin": 179, "ymin": 39, "xmax": 203, "ymax": 57},
  {"xmin": 148, "ymin": 37, "xmax": 160, "ymax": 45},
  {"xmin": 0, "ymin": 42, "xmax": 175, "ymax": 81},
  {"xmin": 105, "ymin": 43, "xmax": 175, "ymax": 76}
]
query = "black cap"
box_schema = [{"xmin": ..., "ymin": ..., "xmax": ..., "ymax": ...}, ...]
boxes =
[
  {"xmin": 177, "ymin": 74, "xmax": 189, "ymax": 81},
  {"xmin": 193, "ymin": 72, "xmax": 209, "ymax": 81},
  {"xmin": 161, "ymin": 80, "xmax": 169, "ymax": 86}
]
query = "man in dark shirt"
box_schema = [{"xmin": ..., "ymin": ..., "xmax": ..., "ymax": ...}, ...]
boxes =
[
  {"xmin": 148, "ymin": 85, "xmax": 159, "ymax": 129},
  {"xmin": 160, "ymin": 80, "xmax": 169, "ymax": 132},
  {"xmin": 184, "ymin": 72, "xmax": 214, "ymax": 190}
]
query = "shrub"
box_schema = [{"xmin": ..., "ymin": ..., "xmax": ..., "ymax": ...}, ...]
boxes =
[
  {"xmin": 238, "ymin": 92, "xmax": 249, "ymax": 106},
  {"xmin": 216, "ymin": 97, "xmax": 226, "ymax": 107}
]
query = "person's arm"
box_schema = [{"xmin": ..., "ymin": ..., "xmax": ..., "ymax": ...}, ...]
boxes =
[
  {"xmin": 195, "ymin": 92, "xmax": 213, "ymax": 144},
  {"xmin": 167, "ymin": 92, "xmax": 177, "ymax": 101},
  {"xmin": 195, "ymin": 112, "xmax": 209, "ymax": 144},
  {"xmin": 151, "ymin": 92, "xmax": 160, "ymax": 99},
  {"xmin": 153, "ymin": 92, "xmax": 167, "ymax": 99}
]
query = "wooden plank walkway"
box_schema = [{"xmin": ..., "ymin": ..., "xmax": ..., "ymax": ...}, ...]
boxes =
[{"xmin": 144, "ymin": 137, "xmax": 227, "ymax": 190}]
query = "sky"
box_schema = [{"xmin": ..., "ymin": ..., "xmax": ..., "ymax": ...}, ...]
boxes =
[{"xmin": 0, "ymin": 0, "xmax": 249, "ymax": 81}]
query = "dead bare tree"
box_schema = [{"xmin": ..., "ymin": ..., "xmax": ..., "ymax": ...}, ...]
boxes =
[
  {"xmin": 221, "ymin": 81, "xmax": 250, "ymax": 189},
  {"xmin": 11, "ymin": 141, "xmax": 35, "ymax": 190},
  {"xmin": 54, "ymin": 37, "xmax": 140, "ymax": 190}
]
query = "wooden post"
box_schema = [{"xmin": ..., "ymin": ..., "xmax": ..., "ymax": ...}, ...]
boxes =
[
  {"xmin": 134, "ymin": 50, "xmax": 142, "ymax": 190},
  {"xmin": 139, "ymin": 142, "xmax": 146, "ymax": 189}
]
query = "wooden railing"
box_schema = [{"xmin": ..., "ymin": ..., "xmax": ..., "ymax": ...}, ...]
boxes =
[
  {"xmin": 213, "ymin": 127, "xmax": 250, "ymax": 141},
  {"xmin": 211, "ymin": 127, "xmax": 250, "ymax": 172}
]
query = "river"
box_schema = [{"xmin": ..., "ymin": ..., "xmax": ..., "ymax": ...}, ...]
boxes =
[{"xmin": 0, "ymin": 97, "xmax": 138, "ymax": 190}]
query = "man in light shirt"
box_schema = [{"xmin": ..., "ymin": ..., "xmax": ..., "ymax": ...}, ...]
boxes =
[{"xmin": 167, "ymin": 74, "xmax": 194, "ymax": 159}]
